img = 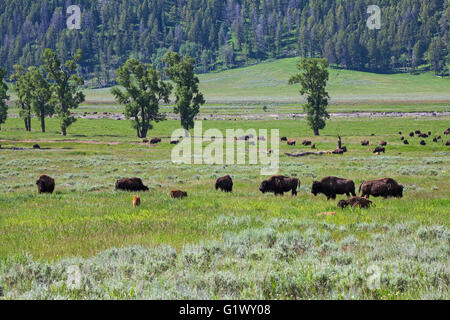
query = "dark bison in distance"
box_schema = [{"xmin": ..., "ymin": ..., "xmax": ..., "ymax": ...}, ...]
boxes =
[
  {"xmin": 373, "ymin": 146, "xmax": 385, "ymax": 153},
  {"xmin": 359, "ymin": 178, "xmax": 403, "ymax": 198},
  {"xmin": 115, "ymin": 178, "xmax": 149, "ymax": 191},
  {"xmin": 338, "ymin": 196, "xmax": 373, "ymax": 209},
  {"xmin": 311, "ymin": 176, "xmax": 356, "ymax": 200},
  {"xmin": 215, "ymin": 175, "xmax": 233, "ymax": 192},
  {"xmin": 259, "ymin": 175, "xmax": 299, "ymax": 196},
  {"xmin": 36, "ymin": 175, "xmax": 55, "ymax": 194}
]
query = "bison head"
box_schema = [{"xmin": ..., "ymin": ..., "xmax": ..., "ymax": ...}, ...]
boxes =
[
  {"xmin": 259, "ymin": 180, "xmax": 269, "ymax": 193},
  {"xmin": 311, "ymin": 181, "xmax": 321, "ymax": 196}
]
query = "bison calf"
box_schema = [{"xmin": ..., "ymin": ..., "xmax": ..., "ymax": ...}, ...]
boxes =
[
  {"xmin": 170, "ymin": 190, "xmax": 187, "ymax": 199},
  {"xmin": 259, "ymin": 175, "xmax": 299, "ymax": 196},
  {"xmin": 311, "ymin": 176, "xmax": 356, "ymax": 200},
  {"xmin": 337, "ymin": 197, "xmax": 373, "ymax": 209},
  {"xmin": 36, "ymin": 175, "xmax": 55, "ymax": 194},
  {"xmin": 115, "ymin": 178, "xmax": 149, "ymax": 191},
  {"xmin": 133, "ymin": 195, "xmax": 141, "ymax": 208},
  {"xmin": 215, "ymin": 175, "xmax": 233, "ymax": 192}
]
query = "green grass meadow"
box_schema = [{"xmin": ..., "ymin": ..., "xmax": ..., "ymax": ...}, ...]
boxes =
[
  {"xmin": 0, "ymin": 58, "xmax": 449, "ymax": 299},
  {"xmin": 0, "ymin": 115, "xmax": 449, "ymax": 299}
]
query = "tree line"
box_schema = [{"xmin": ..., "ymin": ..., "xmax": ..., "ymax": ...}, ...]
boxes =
[
  {"xmin": 0, "ymin": 49, "xmax": 205, "ymax": 138},
  {"xmin": 0, "ymin": 0, "xmax": 448, "ymax": 84}
]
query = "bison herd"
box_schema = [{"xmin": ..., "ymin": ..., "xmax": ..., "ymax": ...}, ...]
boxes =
[{"xmin": 35, "ymin": 172, "xmax": 404, "ymax": 211}]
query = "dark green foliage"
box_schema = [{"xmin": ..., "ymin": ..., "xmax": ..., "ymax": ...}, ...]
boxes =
[
  {"xmin": 111, "ymin": 59, "xmax": 172, "ymax": 138},
  {"xmin": 0, "ymin": 0, "xmax": 448, "ymax": 80},
  {"xmin": 10, "ymin": 65, "xmax": 33, "ymax": 131},
  {"xmin": 42, "ymin": 48, "xmax": 85, "ymax": 136},
  {"xmin": 289, "ymin": 58, "xmax": 330, "ymax": 136},
  {"xmin": 164, "ymin": 51, "xmax": 205, "ymax": 134},
  {"xmin": 0, "ymin": 67, "xmax": 8, "ymax": 130}
]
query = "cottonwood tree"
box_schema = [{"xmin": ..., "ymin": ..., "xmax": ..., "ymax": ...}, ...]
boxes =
[
  {"xmin": 163, "ymin": 51, "xmax": 205, "ymax": 137},
  {"xmin": 29, "ymin": 66, "xmax": 54, "ymax": 132},
  {"xmin": 111, "ymin": 59, "xmax": 172, "ymax": 138},
  {"xmin": 42, "ymin": 48, "xmax": 85, "ymax": 136},
  {"xmin": 289, "ymin": 58, "xmax": 330, "ymax": 136},
  {"xmin": 0, "ymin": 67, "xmax": 8, "ymax": 130},
  {"xmin": 11, "ymin": 65, "xmax": 33, "ymax": 131}
]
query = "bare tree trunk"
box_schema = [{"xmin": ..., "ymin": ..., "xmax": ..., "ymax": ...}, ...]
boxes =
[
  {"xmin": 184, "ymin": 129, "xmax": 190, "ymax": 137},
  {"xmin": 313, "ymin": 128, "xmax": 319, "ymax": 136},
  {"xmin": 61, "ymin": 126, "xmax": 67, "ymax": 136},
  {"xmin": 40, "ymin": 114, "xmax": 45, "ymax": 133}
]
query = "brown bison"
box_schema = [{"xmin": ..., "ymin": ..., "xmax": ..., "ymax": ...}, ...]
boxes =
[
  {"xmin": 287, "ymin": 139, "xmax": 296, "ymax": 146},
  {"xmin": 403, "ymin": 140, "xmax": 409, "ymax": 145},
  {"xmin": 150, "ymin": 138, "xmax": 162, "ymax": 144},
  {"xmin": 311, "ymin": 176, "xmax": 356, "ymax": 200},
  {"xmin": 302, "ymin": 140, "xmax": 312, "ymax": 146},
  {"xmin": 142, "ymin": 139, "xmax": 149, "ymax": 143},
  {"xmin": 170, "ymin": 140, "xmax": 180, "ymax": 144},
  {"xmin": 361, "ymin": 140, "xmax": 369, "ymax": 146},
  {"xmin": 115, "ymin": 178, "xmax": 149, "ymax": 191},
  {"xmin": 446, "ymin": 140, "xmax": 450, "ymax": 146},
  {"xmin": 170, "ymin": 190, "xmax": 187, "ymax": 199},
  {"xmin": 373, "ymin": 146, "xmax": 385, "ymax": 153},
  {"xmin": 420, "ymin": 140, "xmax": 426, "ymax": 146},
  {"xmin": 400, "ymin": 136, "xmax": 404, "ymax": 141},
  {"xmin": 259, "ymin": 175, "xmax": 299, "ymax": 196},
  {"xmin": 445, "ymin": 128, "xmax": 450, "ymax": 135},
  {"xmin": 133, "ymin": 195, "xmax": 141, "ymax": 208},
  {"xmin": 215, "ymin": 175, "xmax": 233, "ymax": 192},
  {"xmin": 379, "ymin": 141, "xmax": 387, "ymax": 146},
  {"xmin": 419, "ymin": 133, "xmax": 428, "ymax": 138},
  {"xmin": 409, "ymin": 132, "xmax": 414, "ymax": 137},
  {"xmin": 415, "ymin": 130, "xmax": 421, "ymax": 135},
  {"xmin": 359, "ymin": 178, "xmax": 403, "ymax": 198},
  {"xmin": 36, "ymin": 175, "xmax": 55, "ymax": 194},
  {"xmin": 332, "ymin": 148, "xmax": 345, "ymax": 154},
  {"xmin": 311, "ymin": 144, "xmax": 316, "ymax": 149},
  {"xmin": 337, "ymin": 196, "xmax": 373, "ymax": 209}
]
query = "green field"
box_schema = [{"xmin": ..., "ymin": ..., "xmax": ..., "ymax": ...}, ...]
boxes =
[
  {"xmin": 79, "ymin": 58, "xmax": 450, "ymax": 109},
  {"xmin": 0, "ymin": 114, "xmax": 449, "ymax": 299}
]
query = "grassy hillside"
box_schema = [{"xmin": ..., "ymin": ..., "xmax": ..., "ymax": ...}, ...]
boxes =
[{"xmin": 82, "ymin": 58, "xmax": 450, "ymax": 107}]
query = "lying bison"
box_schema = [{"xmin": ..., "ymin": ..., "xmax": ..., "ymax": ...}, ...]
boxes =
[
  {"xmin": 150, "ymin": 138, "xmax": 161, "ymax": 144},
  {"xmin": 361, "ymin": 140, "xmax": 369, "ymax": 146},
  {"xmin": 115, "ymin": 178, "xmax": 149, "ymax": 191},
  {"xmin": 409, "ymin": 132, "xmax": 414, "ymax": 137},
  {"xmin": 36, "ymin": 175, "xmax": 55, "ymax": 194},
  {"xmin": 359, "ymin": 178, "xmax": 403, "ymax": 198},
  {"xmin": 287, "ymin": 139, "xmax": 296, "ymax": 146},
  {"xmin": 379, "ymin": 141, "xmax": 387, "ymax": 146},
  {"xmin": 170, "ymin": 190, "xmax": 187, "ymax": 199},
  {"xmin": 337, "ymin": 196, "xmax": 373, "ymax": 209},
  {"xmin": 259, "ymin": 175, "xmax": 299, "ymax": 196},
  {"xmin": 403, "ymin": 140, "xmax": 409, "ymax": 145},
  {"xmin": 420, "ymin": 140, "xmax": 426, "ymax": 146},
  {"xmin": 311, "ymin": 176, "xmax": 356, "ymax": 200},
  {"xmin": 302, "ymin": 140, "xmax": 312, "ymax": 146},
  {"xmin": 215, "ymin": 175, "xmax": 233, "ymax": 192}
]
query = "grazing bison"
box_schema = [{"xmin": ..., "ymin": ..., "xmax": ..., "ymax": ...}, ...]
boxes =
[
  {"xmin": 311, "ymin": 176, "xmax": 356, "ymax": 200},
  {"xmin": 415, "ymin": 130, "xmax": 421, "ymax": 135},
  {"xmin": 403, "ymin": 140, "xmax": 409, "ymax": 145},
  {"xmin": 287, "ymin": 139, "xmax": 296, "ymax": 146},
  {"xmin": 359, "ymin": 178, "xmax": 403, "ymax": 198},
  {"xmin": 332, "ymin": 148, "xmax": 345, "ymax": 154},
  {"xmin": 379, "ymin": 141, "xmax": 387, "ymax": 146},
  {"xmin": 419, "ymin": 133, "xmax": 428, "ymax": 138},
  {"xmin": 361, "ymin": 140, "xmax": 369, "ymax": 146},
  {"xmin": 446, "ymin": 140, "xmax": 450, "ymax": 146},
  {"xmin": 398, "ymin": 131, "xmax": 402, "ymax": 135},
  {"xmin": 170, "ymin": 190, "xmax": 187, "ymax": 199},
  {"xmin": 373, "ymin": 146, "xmax": 385, "ymax": 153},
  {"xmin": 115, "ymin": 178, "xmax": 149, "ymax": 191},
  {"xmin": 311, "ymin": 144, "xmax": 316, "ymax": 149},
  {"xmin": 170, "ymin": 140, "xmax": 179, "ymax": 144},
  {"xmin": 33, "ymin": 144, "xmax": 41, "ymax": 149},
  {"xmin": 445, "ymin": 128, "xmax": 450, "ymax": 135},
  {"xmin": 215, "ymin": 175, "xmax": 233, "ymax": 192},
  {"xmin": 280, "ymin": 137, "xmax": 287, "ymax": 141},
  {"xmin": 337, "ymin": 197, "xmax": 373, "ymax": 209},
  {"xmin": 400, "ymin": 136, "xmax": 404, "ymax": 141},
  {"xmin": 259, "ymin": 175, "xmax": 299, "ymax": 196},
  {"xmin": 150, "ymin": 138, "xmax": 161, "ymax": 144},
  {"xmin": 142, "ymin": 139, "xmax": 149, "ymax": 143},
  {"xmin": 420, "ymin": 140, "xmax": 426, "ymax": 146},
  {"xmin": 36, "ymin": 175, "xmax": 55, "ymax": 194},
  {"xmin": 302, "ymin": 140, "xmax": 312, "ymax": 146},
  {"xmin": 409, "ymin": 132, "xmax": 414, "ymax": 137},
  {"xmin": 433, "ymin": 138, "xmax": 438, "ymax": 142}
]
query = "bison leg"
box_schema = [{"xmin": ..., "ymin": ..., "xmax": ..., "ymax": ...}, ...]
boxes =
[
  {"xmin": 291, "ymin": 189, "xmax": 297, "ymax": 196},
  {"xmin": 351, "ymin": 190, "xmax": 356, "ymax": 197}
]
